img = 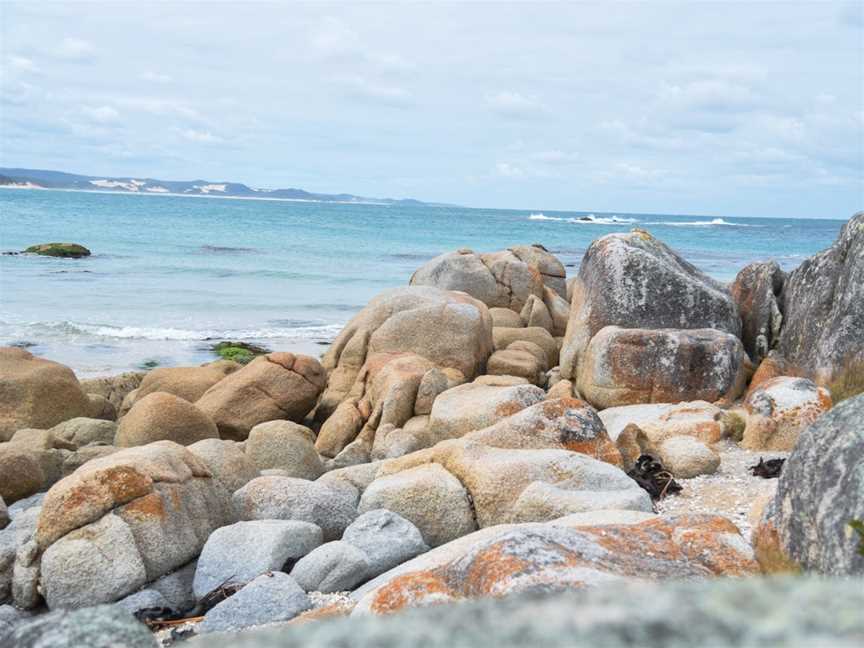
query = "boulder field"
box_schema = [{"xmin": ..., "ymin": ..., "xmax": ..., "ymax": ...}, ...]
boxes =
[{"xmin": 0, "ymin": 215, "xmax": 861, "ymax": 644}]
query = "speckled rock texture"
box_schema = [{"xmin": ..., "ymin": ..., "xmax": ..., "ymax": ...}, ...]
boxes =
[
  {"xmin": 560, "ymin": 229, "xmax": 741, "ymax": 381},
  {"xmin": 754, "ymin": 393, "xmax": 864, "ymax": 575},
  {"xmin": 350, "ymin": 514, "xmax": 757, "ymax": 615},
  {"xmin": 778, "ymin": 212, "xmax": 864, "ymax": 383},
  {"xmin": 9, "ymin": 604, "xmax": 155, "ymax": 648},
  {"xmin": 577, "ymin": 326, "xmax": 747, "ymax": 409},
  {"xmin": 742, "ymin": 376, "xmax": 832, "ymax": 450},
  {"xmin": 730, "ymin": 260, "xmax": 785, "ymax": 363},
  {"xmin": 201, "ymin": 577, "xmax": 864, "ymax": 648}
]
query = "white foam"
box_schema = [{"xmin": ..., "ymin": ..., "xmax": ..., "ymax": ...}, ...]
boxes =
[
  {"xmin": 645, "ymin": 218, "xmax": 754, "ymax": 227},
  {"xmin": 528, "ymin": 213, "xmax": 564, "ymax": 221},
  {"xmin": 528, "ymin": 213, "xmax": 635, "ymax": 225}
]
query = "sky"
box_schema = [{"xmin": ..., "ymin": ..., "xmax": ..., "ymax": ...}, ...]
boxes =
[{"xmin": 1, "ymin": 1, "xmax": 862, "ymax": 218}]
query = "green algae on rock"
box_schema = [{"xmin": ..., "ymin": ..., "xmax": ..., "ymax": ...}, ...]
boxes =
[
  {"xmin": 23, "ymin": 243, "xmax": 91, "ymax": 258},
  {"xmin": 211, "ymin": 341, "xmax": 270, "ymax": 365}
]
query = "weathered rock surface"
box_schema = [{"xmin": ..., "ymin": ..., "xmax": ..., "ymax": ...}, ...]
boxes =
[
  {"xmin": 560, "ymin": 230, "xmax": 741, "ymax": 380},
  {"xmin": 133, "ymin": 360, "xmax": 241, "ymax": 405},
  {"xmin": 35, "ymin": 441, "xmax": 234, "ymax": 607},
  {"xmin": 202, "ymin": 577, "xmax": 864, "ymax": 648},
  {"xmin": 656, "ymin": 436, "xmax": 720, "ymax": 478},
  {"xmin": 342, "ymin": 509, "xmax": 429, "ymax": 577},
  {"xmin": 486, "ymin": 348, "xmax": 546, "ymax": 385},
  {"xmin": 352, "ymin": 515, "xmax": 757, "ymax": 615},
  {"xmin": 79, "ymin": 371, "xmax": 144, "ymax": 415},
  {"xmin": 50, "ymin": 417, "xmax": 117, "ymax": 448},
  {"xmin": 197, "ymin": 352, "xmax": 326, "ymax": 441},
  {"xmin": 290, "ymin": 541, "xmax": 370, "ymax": 593},
  {"xmin": 754, "ymin": 393, "xmax": 864, "ymax": 575},
  {"xmin": 114, "ymin": 588, "xmax": 170, "ymax": 616},
  {"xmin": 599, "ymin": 401, "xmax": 727, "ymax": 447},
  {"xmin": 778, "ymin": 212, "xmax": 864, "ymax": 383},
  {"xmin": 233, "ymin": 476, "xmax": 358, "ymax": 541},
  {"xmin": 359, "ymin": 464, "xmax": 476, "ymax": 547},
  {"xmin": 200, "ymin": 571, "xmax": 310, "ymax": 633},
  {"xmin": 742, "ymin": 376, "xmax": 832, "ymax": 450},
  {"xmin": 730, "ymin": 261, "xmax": 785, "ymax": 362},
  {"xmin": 193, "ymin": 520, "xmax": 322, "ymax": 599},
  {"xmin": 0, "ymin": 445, "xmax": 45, "ymax": 504},
  {"xmin": 493, "ymin": 326, "xmax": 558, "ymax": 366},
  {"xmin": 577, "ymin": 327, "xmax": 747, "ymax": 409},
  {"xmin": 423, "ymin": 382, "xmax": 545, "ymax": 446},
  {"xmin": 489, "ymin": 307, "xmax": 523, "ymax": 328},
  {"xmin": 319, "ymin": 287, "xmax": 493, "ymax": 422},
  {"xmin": 187, "ymin": 438, "xmax": 259, "ymax": 493},
  {"xmin": 0, "ymin": 497, "xmax": 7, "ymax": 531},
  {"xmin": 0, "ymin": 347, "xmax": 95, "ymax": 441},
  {"xmin": 9, "ymin": 604, "xmax": 155, "ymax": 648},
  {"xmin": 115, "ymin": 391, "xmax": 219, "ymax": 447},
  {"xmin": 509, "ymin": 244, "xmax": 568, "ymax": 298},
  {"xmin": 245, "ymin": 420, "xmax": 323, "ymax": 479},
  {"xmin": 409, "ymin": 249, "xmax": 544, "ymax": 312}
]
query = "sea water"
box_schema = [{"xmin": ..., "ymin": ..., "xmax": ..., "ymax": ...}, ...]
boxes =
[{"xmin": 0, "ymin": 188, "xmax": 846, "ymax": 376}]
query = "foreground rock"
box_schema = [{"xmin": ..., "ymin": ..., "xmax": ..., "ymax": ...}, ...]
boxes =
[
  {"xmin": 742, "ymin": 376, "xmax": 832, "ymax": 450},
  {"xmin": 754, "ymin": 393, "xmax": 864, "ymax": 574},
  {"xmin": 9, "ymin": 605, "xmax": 154, "ymax": 648},
  {"xmin": 352, "ymin": 514, "xmax": 757, "ymax": 615},
  {"xmin": 36, "ymin": 441, "xmax": 234, "ymax": 608},
  {"xmin": 204, "ymin": 577, "xmax": 864, "ymax": 648},
  {"xmin": 23, "ymin": 242, "xmax": 91, "ymax": 258},
  {"xmin": 79, "ymin": 371, "xmax": 144, "ymax": 414},
  {"xmin": 576, "ymin": 327, "xmax": 747, "ymax": 408},
  {"xmin": 131, "ymin": 360, "xmax": 240, "ymax": 406},
  {"xmin": 778, "ymin": 212, "xmax": 863, "ymax": 383},
  {"xmin": 0, "ymin": 347, "xmax": 96, "ymax": 441},
  {"xmin": 200, "ymin": 571, "xmax": 310, "ymax": 633},
  {"xmin": 318, "ymin": 286, "xmax": 493, "ymax": 422},
  {"xmin": 730, "ymin": 261, "xmax": 785, "ymax": 362},
  {"xmin": 560, "ymin": 229, "xmax": 741, "ymax": 381},
  {"xmin": 196, "ymin": 352, "xmax": 326, "ymax": 441}
]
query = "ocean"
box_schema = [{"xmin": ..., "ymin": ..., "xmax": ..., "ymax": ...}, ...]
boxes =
[{"xmin": 0, "ymin": 188, "xmax": 847, "ymax": 377}]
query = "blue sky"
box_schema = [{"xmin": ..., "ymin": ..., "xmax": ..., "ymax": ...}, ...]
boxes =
[{"xmin": 1, "ymin": 1, "xmax": 862, "ymax": 218}]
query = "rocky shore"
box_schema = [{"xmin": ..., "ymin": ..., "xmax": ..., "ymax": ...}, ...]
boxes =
[{"xmin": 1, "ymin": 213, "xmax": 862, "ymax": 647}]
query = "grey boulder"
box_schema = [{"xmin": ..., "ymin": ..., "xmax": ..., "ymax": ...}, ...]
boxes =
[
  {"xmin": 193, "ymin": 519, "xmax": 323, "ymax": 599},
  {"xmin": 290, "ymin": 541, "xmax": 371, "ymax": 593},
  {"xmin": 200, "ymin": 571, "xmax": 310, "ymax": 633},
  {"xmin": 342, "ymin": 509, "xmax": 429, "ymax": 576},
  {"xmin": 9, "ymin": 605, "xmax": 155, "ymax": 648}
]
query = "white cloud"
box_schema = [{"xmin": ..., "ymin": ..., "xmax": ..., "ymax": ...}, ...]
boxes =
[
  {"xmin": 54, "ymin": 37, "xmax": 96, "ymax": 61},
  {"xmin": 116, "ymin": 97, "xmax": 201, "ymax": 120},
  {"xmin": 495, "ymin": 162, "xmax": 525, "ymax": 178},
  {"xmin": 334, "ymin": 76, "xmax": 412, "ymax": 106},
  {"xmin": 9, "ymin": 56, "xmax": 39, "ymax": 73},
  {"xmin": 141, "ymin": 71, "xmax": 173, "ymax": 83},
  {"xmin": 529, "ymin": 150, "xmax": 578, "ymax": 165},
  {"xmin": 485, "ymin": 91, "xmax": 543, "ymax": 117},
  {"xmin": 658, "ymin": 79, "xmax": 759, "ymax": 113},
  {"xmin": 82, "ymin": 105, "xmax": 120, "ymax": 123},
  {"xmin": 178, "ymin": 129, "xmax": 223, "ymax": 143}
]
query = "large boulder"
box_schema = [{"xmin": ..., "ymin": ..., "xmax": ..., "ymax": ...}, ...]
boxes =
[
  {"xmin": 778, "ymin": 212, "xmax": 864, "ymax": 383},
  {"xmin": 50, "ymin": 418, "xmax": 117, "ymax": 449},
  {"xmin": 753, "ymin": 393, "xmax": 864, "ymax": 575},
  {"xmin": 132, "ymin": 360, "xmax": 240, "ymax": 405},
  {"xmin": 352, "ymin": 515, "xmax": 758, "ymax": 615},
  {"xmin": 0, "ymin": 446, "xmax": 45, "ymax": 504},
  {"xmin": 598, "ymin": 401, "xmax": 727, "ymax": 448},
  {"xmin": 196, "ymin": 352, "xmax": 326, "ymax": 441},
  {"xmin": 423, "ymin": 382, "xmax": 545, "ymax": 446},
  {"xmin": 0, "ymin": 348, "xmax": 95, "ymax": 441},
  {"xmin": 509, "ymin": 244, "xmax": 568, "ymax": 299},
  {"xmin": 493, "ymin": 326, "xmax": 558, "ymax": 367},
  {"xmin": 186, "ymin": 438, "xmax": 259, "ymax": 493},
  {"xmin": 9, "ymin": 604, "xmax": 155, "ymax": 648},
  {"xmin": 35, "ymin": 441, "xmax": 234, "ymax": 608},
  {"xmin": 233, "ymin": 476, "xmax": 358, "ymax": 541},
  {"xmin": 290, "ymin": 541, "xmax": 371, "ymax": 593},
  {"xmin": 409, "ymin": 249, "xmax": 544, "ymax": 312},
  {"xmin": 577, "ymin": 327, "xmax": 747, "ymax": 409},
  {"xmin": 115, "ymin": 392, "xmax": 218, "ymax": 447},
  {"xmin": 655, "ymin": 436, "xmax": 720, "ymax": 478},
  {"xmin": 193, "ymin": 520, "xmax": 322, "ymax": 599},
  {"xmin": 319, "ymin": 286, "xmax": 493, "ymax": 422},
  {"xmin": 730, "ymin": 261, "xmax": 785, "ymax": 362},
  {"xmin": 358, "ymin": 464, "xmax": 477, "ymax": 547},
  {"xmin": 245, "ymin": 420, "xmax": 324, "ymax": 479},
  {"xmin": 342, "ymin": 509, "xmax": 429, "ymax": 576},
  {"xmin": 205, "ymin": 577, "xmax": 864, "ymax": 648},
  {"xmin": 560, "ymin": 230, "xmax": 741, "ymax": 380},
  {"xmin": 742, "ymin": 377, "xmax": 832, "ymax": 450}
]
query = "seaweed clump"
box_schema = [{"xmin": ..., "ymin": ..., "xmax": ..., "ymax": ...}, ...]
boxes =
[{"xmin": 211, "ymin": 341, "xmax": 269, "ymax": 365}]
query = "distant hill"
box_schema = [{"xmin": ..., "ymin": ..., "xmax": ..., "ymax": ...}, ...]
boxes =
[{"xmin": 0, "ymin": 168, "xmax": 449, "ymax": 206}]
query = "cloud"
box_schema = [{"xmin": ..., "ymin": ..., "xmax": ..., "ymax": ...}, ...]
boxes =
[
  {"xmin": 658, "ymin": 79, "xmax": 759, "ymax": 114},
  {"xmin": 54, "ymin": 37, "xmax": 96, "ymax": 61},
  {"xmin": 141, "ymin": 71, "xmax": 173, "ymax": 83},
  {"xmin": 116, "ymin": 97, "xmax": 202, "ymax": 120},
  {"xmin": 82, "ymin": 105, "xmax": 120, "ymax": 123},
  {"xmin": 529, "ymin": 150, "xmax": 579, "ymax": 165},
  {"xmin": 495, "ymin": 162, "xmax": 525, "ymax": 178},
  {"xmin": 178, "ymin": 129, "xmax": 224, "ymax": 144},
  {"xmin": 334, "ymin": 76, "xmax": 412, "ymax": 106},
  {"xmin": 485, "ymin": 91, "xmax": 543, "ymax": 118},
  {"xmin": 9, "ymin": 56, "xmax": 39, "ymax": 73}
]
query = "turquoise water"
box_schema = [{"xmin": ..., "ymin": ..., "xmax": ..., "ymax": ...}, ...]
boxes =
[{"xmin": 0, "ymin": 188, "xmax": 846, "ymax": 376}]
